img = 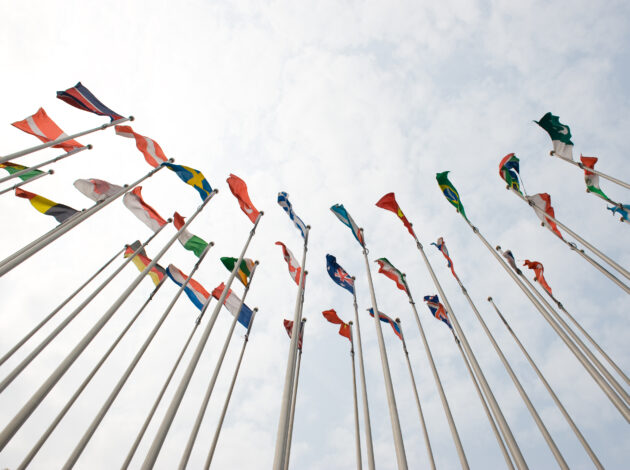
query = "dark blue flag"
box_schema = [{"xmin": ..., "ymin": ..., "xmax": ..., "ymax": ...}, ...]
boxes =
[{"xmin": 326, "ymin": 254, "xmax": 354, "ymax": 294}]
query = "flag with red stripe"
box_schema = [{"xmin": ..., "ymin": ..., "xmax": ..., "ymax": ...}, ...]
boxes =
[{"xmin": 56, "ymin": 82, "xmax": 123, "ymax": 121}]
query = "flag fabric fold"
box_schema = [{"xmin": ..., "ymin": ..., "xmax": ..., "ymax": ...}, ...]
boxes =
[
  {"xmin": 436, "ymin": 171, "xmax": 468, "ymax": 221},
  {"xmin": 535, "ymin": 112, "xmax": 573, "ymax": 160},
  {"xmin": 283, "ymin": 319, "xmax": 304, "ymax": 350},
  {"xmin": 12, "ymin": 107, "xmax": 83, "ymax": 152},
  {"xmin": 431, "ymin": 237, "xmax": 457, "ymax": 279},
  {"xmin": 227, "ymin": 174, "xmax": 260, "ymax": 223},
  {"xmin": 15, "ymin": 188, "xmax": 78, "ymax": 224},
  {"xmin": 580, "ymin": 156, "xmax": 610, "ymax": 201},
  {"xmin": 325, "ymin": 254, "xmax": 354, "ymax": 294},
  {"xmin": 276, "ymin": 241, "xmax": 302, "ymax": 285},
  {"xmin": 523, "ymin": 260, "xmax": 553, "ymax": 295},
  {"xmin": 322, "ymin": 309, "xmax": 351, "ymax": 341},
  {"xmin": 367, "ymin": 308, "xmax": 402, "ymax": 340},
  {"xmin": 527, "ymin": 193, "xmax": 563, "ymax": 239},
  {"xmin": 124, "ymin": 241, "xmax": 166, "ymax": 286},
  {"xmin": 56, "ymin": 82, "xmax": 124, "ymax": 121},
  {"xmin": 423, "ymin": 295, "xmax": 452, "ymax": 329},
  {"xmin": 330, "ymin": 204, "xmax": 364, "ymax": 246},
  {"xmin": 123, "ymin": 186, "xmax": 167, "ymax": 232},
  {"xmin": 162, "ymin": 162, "xmax": 212, "ymax": 201},
  {"xmin": 499, "ymin": 153, "xmax": 522, "ymax": 194},
  {"xmin": 166, "ymin": 264, "xmax": 210, "ymax": 310},
  {"xmin": 115, "ymin": 125, "xmax": 167, "ymax": 168},
  {"xmin": 173, "ymin": 211, "xmax": 209, "ymax": 257},
  {"xmin": 0, "ymin": 162, "xmax": 44, "ymax": 181},
  {"xmin": 220, "ymin": 257, "xmax": 255, "ymax": 287},
  {"xmin": 375, "ymin": 192, "xmax": 415, "ymax": 237},
  {"xmin": 73, "ymin": 178, "xmax": 123, "ymax": 202},
  {"xmin": 277, "ymin": 192, "xmax": 307, "ymax": 238},
  {"xmin": 501, "ymin": 249, "xmax": 523, "ymax": 275},
  {"xmin": 375, "ymin": 258, "xmax": 408, "ymax": 294},
  {"xmin": 211, "ymin": 283, "xmax": 253, "ymax": 328}
]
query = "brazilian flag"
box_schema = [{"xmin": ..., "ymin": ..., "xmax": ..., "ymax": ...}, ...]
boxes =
[{"xmin": 436, "ymin": 171, "xmax": 468, "ymax": 221}]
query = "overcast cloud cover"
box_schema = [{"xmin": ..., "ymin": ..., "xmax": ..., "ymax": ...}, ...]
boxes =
[{"xmin": 0, "ymin": 1, "xmax": 629, "ymax": 469}]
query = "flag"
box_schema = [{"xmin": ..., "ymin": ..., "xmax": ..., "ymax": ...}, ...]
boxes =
[
  {"xmin": 374, "ymin": 258, "xmax": 408, "ymax": 294},
  {"xmin": 527, "ymin": 193, "xmax": 563, "ymax": 239},
  {"xmin": 375, "ymin": 192, "xmax": 415, "ymax": 237},
  {"xmin": 73, "ymin": 178, "xmax": 123, "ymax": 202},
  {"xmin": 523, "ymin": 260, "xmax": 553, "ymax": 295},
  {"xmin": 322, "ymin": 309, "xmax": 351, "ymax": 341},
  {"xmin": 15, "ymin": 188, "xmax": 78, "ymax": 224},
  {"xmin": 423, "ymin": 295, "xmax": 452, "ymax": 329},
  {"xmin": 277, "ymin": 192, "xmax": 307, "ymax": 238},
  {"xmin": 325, "ymin": 254, "xmax": 354, "ymax": 294},
  {"xmin": 166, "ymin": 264, "xmax": 211, "ymax": 310},
  {"xmin": 501, "ymin": 249, "xmax": 522, "ymax": 275},
  {"xmin": 115, "ymin": 125, "xmax": 167, "ymax": 168},
  {"xmin": 226, "ymin": 174, "xmax": 260, "ymax": 223},
  {"xmin": 124, "ymin": 241, "xmax": 166, "ymax": 286},
  {"xmin": 431, "ymin": 237, "xmax": 457, "ymax": 279},
  {"xmin": 220, "ymin": 257, "xmax": 255, "ymax": 287},
  {"xmin": 580, "ymin": 156, "xmax": 610, "ymax": 201},
  {"xmin": 0, "ymin": 162, "xmax": 44, "ymax": 181},
  {"xmin": 56, "ymin": 82, "xmax": 123, "ymax": 121},
  {"xmin": 283, "ymin": 319, "xmax": 304, "ymax": 350},
  {"xmin": 12, "ymin": 107, "xmax": 83, "ymax": 152},
  {"xmin": 276, "ymin": 241, "xmax": 302, "ymax": 285},
  {"xmin": 535, "ymin": 112, "xmax": 573, "ymax": 160},
  {"xmin": 607, "ymin": 204, "xmax": 630, "ymax": 223},
  {"xmin": 123, "ymin": 187, "xmax": 167, "ymax": 232},
  {"xmin": 211, "ymin": 283, "xmax": 253, "ymax": 328},
  {"xmin": 173, "ymin": 212, "xmax": 209, "ymax": 257},
  {"xmin": 436, "ymin": 171, "xmax": 468, "ymax": 221},
  {"xmin": 330, "ymin": 204, "xmax": 364, "ymax": 246},
  {"xmin": 368, "ymin": 308, "xmax": 402, "ymax": 340},
  {"xmin": 499, "ymin": 153, "xmax": 522, "ymax": 194},
  {"xmin": 162, "ymin": 162, "xmax": 212, "ymax": 201}
]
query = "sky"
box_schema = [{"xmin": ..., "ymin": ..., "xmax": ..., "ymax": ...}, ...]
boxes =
[{"xmin": 1, "ymin": 1, "xmax": 629, "ymax": 469}]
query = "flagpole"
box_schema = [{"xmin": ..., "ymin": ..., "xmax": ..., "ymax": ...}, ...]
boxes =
[
  {"xmin": 0, "ymin": 191, "xmax": 215, "ymax": 450},
  {"xmin": 284, "ymin": 318, "xmax": 306, "ymax": 470},
  {"xmin": 0, "ymin": 116, "xmax": 132, "ymax": 164},
  {"xmin": 394, "ymin": 318, "xmax": 436, "ymax": 470},
  {"xmin": 0, "ymin": 158, "xmax": 170, "ymax": 278},
  {"xmin": 0, "ymin": 145, "xmax": 91, "ymax": 185},
  {"xmin": 488, "ymin": 297, "xmax": 604, "ymax": 470},
  {"xmin": 178, "ymin": 261, "xmax": 260, "ymax": 469},
  {"xmin": 204, "ymin": 305, "xmax": 258, "ymax": 468},
  {"xmin": 141, "ymin": 211, "xmax": 263, "ymax": 469},
  {"xmin": 0, "ymin": 225, "xmax": 168, "ymax": 393},
  {"xmin": 272, "ymin": 225, "xmax": 310, "ymax": 470},
  {"xmin": 551, "ymin": 153, "xmax": 630, "ymax": 191},
  {"xmin": 0, "ymin": 169, "xmax": 53, "ymax": 196},
  {"xmin": 360, "ymin": 229, "xmax": 408, "ymax": 470},
  {"xmin": 348, "ymin": 322, "xmax": 363, "ymax": 470},
  {"xmin": 0, "ymin": 244, "xmax": 124, "ymax": 367}
]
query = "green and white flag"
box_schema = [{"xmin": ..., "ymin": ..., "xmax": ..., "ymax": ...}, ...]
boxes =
[
  {"xmin": 173, "ymin": 211, "xmax": 209, "ymax": 257},
  {"xmin": 220, "ymin": 257, "xmax": 255, "ymax": 286},
  {"xmin": 580, "ymin": 155, "xmax": 610, "ymax": 201},
  {"xmin": 535, "ymin": 112, "xmax": 574, "ymax": 160},
  {"xmin": 375, "ymin": 258, "xmax": 408, "ymax": 294}
]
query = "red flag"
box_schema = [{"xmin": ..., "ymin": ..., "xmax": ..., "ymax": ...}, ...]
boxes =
[
  {"xmin": 122, "ymin": 186, "xmax": 167, "ymax": 232},
  {"xmin": 227, "ymin": 174, "xmax": 260, "ymax": 223},
  {"xmin": 115, "ymin": 125, "xmax": 167, "ymax": 168},
  {"xmin": 523, "ymin": 260, "xmax": 553, "ymax": 295},
  {"xmin": 283, "ymin": 319, "xmax": 303, "ymax": 350},
  {"xmin": 375, "ymin": 192, "xmax": 415, "ymax": 237},
  {"xmin": 322, "ymin": 309, "xmax": 351, "ymax": 341},
  {"xmin": 276, "ymin": 241, "xmax": 302, "ymax": 285},
  {"xmin": 12, "ymin": 107, "xmax": 83, "ymax": 152}
]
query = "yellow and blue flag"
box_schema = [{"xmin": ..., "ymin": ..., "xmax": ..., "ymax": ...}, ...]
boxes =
[{"xmin": 162, "ymin": 162, "xmax": 212, "ymax": 201}]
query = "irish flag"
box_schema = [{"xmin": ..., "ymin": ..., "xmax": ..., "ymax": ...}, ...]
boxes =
[
  {"xmin": 173, "ymin": 212, "xmax": 209, "ymax": 257},
  {"xmin": 220, "ymin": 257, "xmax": 255, "ymax": 286},
  {"xmin": 535, "ymin": 112, "xmax": 573, "ymax": 160}
]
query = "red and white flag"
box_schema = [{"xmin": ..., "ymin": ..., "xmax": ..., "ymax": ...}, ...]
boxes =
[
  {"xmin": 12, "ymin": 107, "xmax": 83, "ymax": 152},
  {"xmin": 227, "ymin": 173, "xmax": 260, "ymax": 223},
  {"xmin": 115, "ymin": 125, "xmax": 167, "ymax": 168},
  {"xmin": 74, "ymin": 178, "xmax": 123, "ymax": 202},
  {"xmin": 283, "ymin": 319, "xmax": 304, "ymax": 350},
  {"xmin": 523, "ymin": 260, "xmax": 553, "ymax": 295},
  {"xmin": 122, "ymin": 186, "xmax": 167, "ymax": 232},
  {"xmin": 527, "ymin": 193, "xmax": 563, "ymax": 239},
  {"xmin": 275, "ymin": 241, "xmax": 302, "ymax": 285}
]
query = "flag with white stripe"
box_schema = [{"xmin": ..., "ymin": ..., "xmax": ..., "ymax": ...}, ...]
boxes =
[
  {"xmin": 277, "ymin": 192, "xmax": 307, "ymax": 238},
  {"xmin": 115, "ymin": 125, "xmax": 167, "ymax": 168}
]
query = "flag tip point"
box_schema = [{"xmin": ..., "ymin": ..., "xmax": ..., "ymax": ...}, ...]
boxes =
[
  {"xmin": 254, "ymin": 260, "xmax": 260, "ymax": 264},
  {"xmin": 87, "ymin": 144, "xmax": 93, "ymax": 149},
  {"xmin": 302, "ymin": 318, "xmax": 307, "ymax": 322},
  {"xmin": 495, "ymin": 245, "xmax": 501, "ymax": 250},
  {"xmin": 129, "ymin": 115, "xmax": 135, "ymax": 121},
  {"xmin": 48, "ymin": 169, "xmax": 54, "ymax": 174},
  {"xmin": 166, "ymin": 218, "xmax": 173, "ymax": 223},
  {"xmin": 487, "ymin": 297, "xmax": 492, "ymax": 301},
  {"xmin": 395, "ymin": 318, "xmax": 401, "ymax": 323}
]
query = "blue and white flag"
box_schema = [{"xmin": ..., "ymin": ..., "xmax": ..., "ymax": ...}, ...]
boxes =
[
  {"xmin": 330, "ymin": 204, "xmax": 364, "ymax": 246},
  {"xmin": 326, "ymin": 254, "xmax": 354, "ymax": 294},
  {"xmin": 277, "ymin": 192, "xmax": 307, "ymax": 238}
]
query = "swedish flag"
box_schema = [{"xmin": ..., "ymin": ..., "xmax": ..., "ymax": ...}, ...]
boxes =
[
  {"xmin": 162, "ymin": 162, "xmax": 212, "ymax": 201},
  {"xmin": 436, "ymin": 171, "xmax": 468, "ymax": 221}
]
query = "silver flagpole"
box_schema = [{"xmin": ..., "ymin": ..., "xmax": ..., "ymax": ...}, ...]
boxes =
[
  {"xmin": 0, "ymin": 116, "xmax": 132, "ymax": 164},
  {"xmin": 18, "ymin": 276, "xmax": 169, "ymax": 470},
  {"xmin": 0, "ymin": 191, "xmax": 215, "ymax": 450},
  {"xmin": 0, "ymin": 226, "xmax": 168, "ymax": 393},
  {"xmin": 0, "ymin": 244, "xmax": 124, "ymax": 367},
  {"xmin": 272, "ymin": 226, "xmax": 310, "ymax": 470},
  {"xmin": 551, "ymin": 153, "xmax": 630, "ymax": 191},
  {"xmin": 348, "ymin": 322, "xmax": 363, "ymax": 470},
  {"xmin": 0, "ymin": 145, "xmax": 91, "ymax": 185},
  {"xmin": 0, "ymin": 169, "xmax": 53, "ymax": 196},
  {"xmin": 0, "ymin": 158, "xmax": 171, "ymax": 277},
  {"xmin": 141, "ymin": 212, "xmax": 263, "ymax": 469},
  {"xmin": 284, "ymin": 318, "xmax": 306, "ymax": 470},
  {"xmin": 178, "ymin": 261, "xmax": 260, "ymax": 469},
  {"xmin": 204, "ymin": 308, "xmax": 259, "ymax": 469},
  {"xmin": 360, "ymin": 229, "xmax": 408, "ymax": 470},
  {"xmin": 488, "ymin": 297, "xmax": 604, "ymax": 470},
  {"xmin": 394, "ymin": 318, "xmax": 436, "ymax": 470}
]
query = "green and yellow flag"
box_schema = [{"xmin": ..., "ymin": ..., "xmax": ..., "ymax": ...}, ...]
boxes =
[
  {"xmin": 436, "ymin": 171, "xmax": 468, "ymax": 221},
  {"xmin": 220, "ymin": 257, "xmax": 255, "ymax": 286},
  {"xmin": 0, "ymin": 162, "xmax": 44, "ymax": 181}
]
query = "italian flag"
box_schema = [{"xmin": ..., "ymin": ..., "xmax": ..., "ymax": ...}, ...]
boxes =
[{"xmin": 173, "ymin": 211, "xmax": 209, "ymax": 257}]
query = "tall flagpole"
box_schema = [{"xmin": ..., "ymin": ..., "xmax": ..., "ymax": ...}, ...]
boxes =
[
  {"xmin": 273, "ymin": 225, "xmax": 310, "ymax": 470},
  {"xmin": 178, "ymin": 261, "xmax": 260, "ymax": 469},
  {"xmin": 0, "ymin": 145, "xmax": 91, "ymax": 185},
  {"xmin": 550, "ymin": 153, "xmax": 630, "ymax": 191},
  {"xmin": 488, "ymin": 297, "xmax": 604, "ymax": 470},
  {"xmin": 0, "ymin": 169, "xmax": 53, "ymax": 195},
  {"xmin": 284, "ymin": 318, "xmax": 307, "ymax": 470},
  {"xmin": 348, "ymin": 322, "xmax": 363, "ymax": 470},
  {"xmin": 141, "ymin": 212, "xmax": 264, "ymax": 469},
  {"xmin": 0, "ymin": 116, "xmax": 132, "ymax": 164},
  {"xmin": 0, "ymin": 191, "xmax": 215, "ymax": 450},
  {"xmin": 394, "ymin": 318, "xmax": 436, "ymax": 470},
  {"xmin": 0, "ymin": 244, "xmax": 124, "ymax": 367}
]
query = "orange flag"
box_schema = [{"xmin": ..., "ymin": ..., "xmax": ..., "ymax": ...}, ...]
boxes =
[
  {"xmin": 523, "ymin": 260, "xmax": 553, "ymax": 295},
  {"xmin": 322, "ymin": 309, "xmax": 351, "ymax": 341},
  {"xmin": 227, "ymin": 173, "xmax": 260, "ymax": 223}
]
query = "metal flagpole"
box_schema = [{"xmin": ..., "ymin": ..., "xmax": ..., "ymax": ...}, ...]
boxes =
[
  {"xmin": 284, "ymin": 318, "xmax": 307, "ymax": 470},
  {"xmin": 141, "ymin": 212, "xmax": 263, "ymax": 469},
  {"xmin": 178, "ymin": 261, "xmax": 260, "ymax": 469},
  {"xmin": 0, "ymin": 226, "xmax": 168, "ymax": 393},
  {"xmin": 0, "ymin": 158, "xmax": 170, "ymax": 278},
  {"xmin": 394, "ymin": 318, "xmax": 436, "ymax": 470},
  {"xmin": 0, "ymin": 145, "xmax": 91, "ymax": 185},
  {"xmin": 0, "ymin": 169, "xmax": 53, "ymax": 196},
  {"xmin": 350, "ymin": 276, "xmax": 375, "ymax": 470},
  {"xmin": 551, "ymin": 153, "xmax": 630, "ymax": 191},
  {"xmin": 272, "ymin": 225, "xmax": 310, "ymax": 470},
  {"xmin": 348, "ymin": 322, "xmax": 363, "ymax": 470},
  {"xmin": 0, "ymin": 191, "xmax": 215, "ymax": 450},
  {"xmin": 488, "ymin": 297, "xmax": 604, "ymax": 470},
  {"xmin": 360, "ymin": 229, "xmax": 408, "ymax": 470},
  {"xmin": 0, "ymin": 244, "xmax": 124, "ymax": 367},
  {"xmin": 18, "ymin": 277, "xmax": 169, "ymax": 470},
  {"xmin": 0, "ymin": 116, "xmax": 132, "ymax": 164},
  {"xmin": 204, "ymin": 308, "xmax": 259, "ymax": 469}
]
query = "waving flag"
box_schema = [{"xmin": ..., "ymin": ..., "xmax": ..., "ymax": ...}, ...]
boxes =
[
  {"xmin": 325, "ymin": 254, "xmax": 354, "ymax": 294},
  {"xmin": 431, "ymin": 237, "xmax": 457, "ymax": 279},
  {"xmin": 15, "ymin": 188, "xmax": 78, "ymax": 224},
  {"xmin": 375, "ymin": 258, "xmax": 408, "ymax": 294},
  {"xmin": 368, "ymin": 308, "xmax": 402, "ymax": 340},
  {"xmin": 162, "ymin": 162, "xmax": 212, "ymax": 201},
  {"xmin": 375, "ymin": 192, "xmax": 415, "ymax": 237},
  {"xmin": 527, "ymin": 193, "xmax": 563, "ymax": 239},
  {"xmin": 322, "ymin": 309, "xmax": 351, "ymax": 341},
  {"xmin": 73, "ymin": 178, "xmax": 122, "ymax": 202},
  {"xmin": 124, "ymin": 242, "xmax": 166, "ymax": 286},
  {"xmin": 499, "ymin": 153, "xmax": 522, "ymax": 194},
  {"xmin": 501, "ymin": 249, "xmax": 522, "ymax": 275},
  {"xmin": 115, "ymin": 125, "xmax": 167, "ymax": 168},
  {"xmin": 523, "ymin": 260, "xmax": 553, "ymax": 295},
  {"xmin": 276, "ymin": 241, "xmax": 302, "ymax": 285},
  {"xmin": 284, "ymin": 319, "xmax": 304, "ymax": 350},
  {"xmin": 436, "ymin": 171, "xmax": 468, "ymax": 221},
  {"xmin": 535, "ymin": 112, "xmax": 573, "ymax": 160},
  {"xmin": 166, "ymin": 264, "xmax": 210, "ymax": 310},
  {"xmin": 607, "ymin": 204, "xmax": 630, "ymax": 223},
  {"xmin": 0, "ymin": 162, "xmax": 44, "ymax": 181},
  {"xmin": 211, "ymin": 283, "xmax": 253, "ymax": 328},
  {"xmin": 330, "ymin": 204, "xmax": 364, "ymax": 246},
  {"xmin": 220, "ymin": 257, "xmax": 255, "ymax": 287},
  {"xmin": 277, "ymin": 192, "xmax": 307, "ymax": 238},
  {"xmin": 227, "ymin": 174, "xmax": 260, "ymax": 223},
  {"xmin": 173, "ymin": 212, "xmax": 209, "ymax": 257},
  {"xmin": 56, "ymin": 82, "xmax": 123, "ymax": 121},
  {"xmin": 12, "ymin": 107, "xmax": 83, "ymax": 152},
  {"xmin": 123, "ymin": 186, "xmax": 167, "ymax": 232},
  {"xmin": 423, "ymin": 295, "xmax": 452, "ymax": 329},
  {"xmin": 579, "ymin": 156, "xmax": 610, "ymax": 201}
]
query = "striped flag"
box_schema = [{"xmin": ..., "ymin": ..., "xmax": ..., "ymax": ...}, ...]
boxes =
[
  {"xmin": 284, "ymin": 319, "xmax": 304, "ymax": 350},
  {"xmin": 166, "ymin": 264, "xmax": 210, "ymax": 310},
  {"xmin": 227, "ymin": 174, "xmax": 259, "ymax": 223},
  {"xmin": 15, "ymin": 188, "xmax": 78, "ymax": 224},
  {"xmin": 375, "ymin": 192, "xmax": 415, "ymax": 238},
  {"xmin": 277, "ymin": 192, "xmax": 307, "ymax": 238},
  {"xmin": 276, "ymin": 241, "xmax": 302, "ymax": 285},
  {"xmin": 124, "ymin": 242, "xmax": 166, "ymax": 286},
  {"xmin": 0, "ymin": 162, "xmax": 44, "ymax": 181},
  {"xmin": 330, "ymin": 204, "xmax": 364, "ymax": 246},
  {"xmin": 523, "ymin": 260, "xmax": 553, "ymax": 295},
  {"xmin": 527, "ymin": 193, "xmax": 563, "ymax": 239},
  {"xmin": 162, "ymin": 162, "xmax": 213, "ymax": 201},
  {"xmin": 173, "ymin": 212, "xmax": 209, "ymax": 257},
  {"xmin": 73, "ymin": 178, "xmax": 122, "ymax": 202},
  {"xmin": 115, "ymin": 125, "xmax": 167, "ymax": 168},
  {"xmin": 423, "ymin": 295, "xmax": 452, "ymax": 329},
  {"xmin": 501, "ymin": 249, "xmax": 523, "ymax": 275},
  {"xmin": 211, "ymin": 283, "xmax": 253, "ymax": 328},
  {"xmin": 431, "ymin": 237, "xmax": 457, "ymax": 279},
  {"xmin": 122, "ymin": 187, "xmax": 167, "ymax": 232},
  {"xmin": 12, "ymin": 107, "xmax": 83, "ymax": 152},
  {"xmin": 368, "ymin": 308, "xmax": 402, "ymax": 340},
  {"xmin": 322, "ymin": 309, "xmax": 351, "ymax": 341},
  {"xmin": 220, "ymin": 257, "xmax": 255, "ymax": 287},
  {"xmin": 375, "ymin": 258, "xmax": 408, "ymax": 294},
  {"xmin": 56, "ymin": 82, "xmax": 124, "ymax": 121}
]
